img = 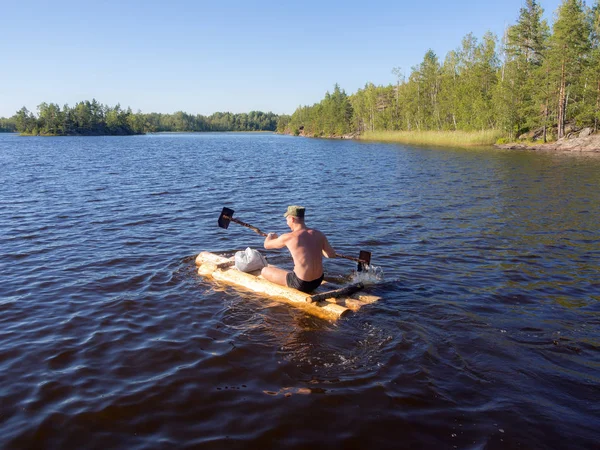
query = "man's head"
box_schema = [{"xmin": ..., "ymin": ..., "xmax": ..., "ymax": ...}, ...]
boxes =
[
  {"xmin": 284, "ymin": 205, "xmax": 305, "ymax": 227},
  {"xmin": 283, "ymin": 205, "xmax": 305, "ymax": 219}
]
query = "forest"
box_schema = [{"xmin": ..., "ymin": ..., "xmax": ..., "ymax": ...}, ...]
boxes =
[
  {"xmin": 0, "ymin": 117, "xmax": 16, "ymax": 132},
  {"xmin": 281, "ymin": 0, "xmax": 600, "ymax": 142},
  {"xmin": 4, "ymin": 101, "xmax": 279, "ymax": 136}
]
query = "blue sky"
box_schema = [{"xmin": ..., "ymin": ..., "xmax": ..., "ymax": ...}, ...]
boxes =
[{"xmin": 0, "ymin": 0, "xmax": 564, "ymax": 118}]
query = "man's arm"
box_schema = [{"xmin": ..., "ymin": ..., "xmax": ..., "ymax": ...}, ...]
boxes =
[
  {"xmin": 264, "ymin": 232, "xmax": 289, "ymax": 250},
  {"xmin": 322, "ymin": 234, "xmax": 336, "ymax": 258}
]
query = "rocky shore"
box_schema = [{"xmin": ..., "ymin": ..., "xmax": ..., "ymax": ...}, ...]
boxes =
[
  {"xmin": 495, "ymin": 128, "xmax": 600, "ymax": 153},
  {"xmin": 295, "ymin": 128, "xmax": 358, "ymax": 139}
]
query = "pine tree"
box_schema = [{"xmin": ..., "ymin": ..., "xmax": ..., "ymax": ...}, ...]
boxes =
[
  {"xmin": 548, "ymin": 0, "xmax": 592, "ymax": 138},
  {"xmin": 500, "ymin": 0, "xmax": 550, "ymax": 138},
  {"xmin": 585, "ymin": 0, "xmax": 600, "ymax": 131}
]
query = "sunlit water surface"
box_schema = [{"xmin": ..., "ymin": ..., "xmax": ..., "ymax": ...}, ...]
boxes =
[{"xmin": 1, "ymin": 132, "xmax": 599, "ymax": 449}]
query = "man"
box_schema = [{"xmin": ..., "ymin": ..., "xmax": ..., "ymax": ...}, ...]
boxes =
[{"xmin": 260, "ymin": 205, "xmax": 336, "ymax": 293}]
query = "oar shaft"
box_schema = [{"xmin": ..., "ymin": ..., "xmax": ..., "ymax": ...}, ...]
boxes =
[
  {"xmin": 221, "ymin": 211, "xmax": 370, "ymax": 267},
  {"xmin": 306, "ymin": 282, "xmax": 364, "ymax": 303},
  {"xmin": 335, "ymin": 253, "xmax": 367, "ymax": 263},
  {"xmin": 228, "ymin": 217, "xmax": 268, "ymax": 237}
]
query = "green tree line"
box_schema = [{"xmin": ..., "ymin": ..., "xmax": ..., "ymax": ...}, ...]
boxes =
[
  {"xmin": 282, "ymin": 0, "xmax": 600, "ymax": 141},
  {"xmin": 5, "ymin": 99, "xmax": 281, "ymax": 135},
  {"xmin": 0, "ymin": 117, "xmax": 17, "ymax": 132}
]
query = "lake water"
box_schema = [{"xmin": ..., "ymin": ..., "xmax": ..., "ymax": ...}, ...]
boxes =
[{"xmin": 1, "ymin": 132, "xmax": 599, "ymax": 449}]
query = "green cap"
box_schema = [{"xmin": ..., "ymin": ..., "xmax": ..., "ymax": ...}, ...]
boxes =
[{"xmin": 283, "ymin": 205, "xmax": 305, "ymax": 218}]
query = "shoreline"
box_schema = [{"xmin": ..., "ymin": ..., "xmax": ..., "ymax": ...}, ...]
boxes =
[
  {"xmin": 6, "ymin": 128, "xmax": 600, "ymax": 152},
  {"xmin": 494, "ymin": 134, "xmax": 600, "ymax": 153},
  {"xmin": 291, "ymin": 129, "xmax": 600, "ymax": 152},
  {"xmin": 1, "ymin": 129, "xmax": 278, "ymax": 137}
]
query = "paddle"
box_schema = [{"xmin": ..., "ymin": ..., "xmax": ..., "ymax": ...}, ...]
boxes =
[
  {"xmin": 218, "ymin": 207, "xmax": 268, "ymax": 237},
  {"xmin": 217, "ymin": 207, "xmax": 372, "ymax": 271}
]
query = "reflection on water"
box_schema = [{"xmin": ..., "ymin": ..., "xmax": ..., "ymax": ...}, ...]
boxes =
[{"xmin": 0, "ymin": 133, "xmax": 599, "ymax": 449}]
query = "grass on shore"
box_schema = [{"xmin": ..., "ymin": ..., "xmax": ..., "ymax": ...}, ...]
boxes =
[{"xmin": 359, "ymin": 130, "xmax": 504, "ymax": 147}]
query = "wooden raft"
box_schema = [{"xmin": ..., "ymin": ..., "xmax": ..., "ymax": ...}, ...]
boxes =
[{"xmin": 195, "ymin": 251, "xmax": 380, "ymax": 320}]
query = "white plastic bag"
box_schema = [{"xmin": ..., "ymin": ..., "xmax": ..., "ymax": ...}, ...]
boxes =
[{"xmin": 234, "ymin": 247, "xmax": 268, "ymax": 273}]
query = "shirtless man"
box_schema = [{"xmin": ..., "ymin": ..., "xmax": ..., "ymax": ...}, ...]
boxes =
[{"xmin": 260, "ymin": 205, "xmax": 335, "ymax": 293}]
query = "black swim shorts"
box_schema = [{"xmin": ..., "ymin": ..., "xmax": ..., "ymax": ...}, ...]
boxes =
[{"xmin": 286, "ymin": 272, "xmax": 324, "ymax": 293}]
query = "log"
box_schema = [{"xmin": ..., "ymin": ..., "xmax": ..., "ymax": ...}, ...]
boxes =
[
  {"xmin": 306, "ymin": 283, "xmax": 365, "ymax": 303},
  {"xmin": 216, "ymin": 260, "xmax": 235, "ymax": 270},
  {"xmin": 195, "ymin": 252, "xmax": 353, "ymax": 320}
]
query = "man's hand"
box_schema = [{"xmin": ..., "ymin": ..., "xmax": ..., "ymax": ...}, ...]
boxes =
[{"xmin": 264, "ymin": 232, "xmax": 285, "ymax": 250}]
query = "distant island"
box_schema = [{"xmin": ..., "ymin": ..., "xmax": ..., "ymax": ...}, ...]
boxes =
[
  {"xmin": 0, "ymin": 117, "xmax": 16, "ymax": 133},
  {"xmin": 1, "ymin": 100, "xmax": 285, "ymax": 136}
]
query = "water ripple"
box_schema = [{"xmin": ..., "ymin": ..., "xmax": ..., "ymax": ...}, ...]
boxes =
[{"xmin": 0, "ymin": 133, "xmax": 599, "ymax": 448}]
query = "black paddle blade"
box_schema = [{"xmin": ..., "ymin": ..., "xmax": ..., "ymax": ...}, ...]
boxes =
[
  {"xmin": 218, "ymin": 207, "xmax": 235, "ymax": 229},
  {"xmin": 357, "ymin": 250, "xmax": 372, "ymax": 272}
]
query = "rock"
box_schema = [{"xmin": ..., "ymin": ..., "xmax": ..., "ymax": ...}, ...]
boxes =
[
  {"xmin": 517, "ymin": 127, "xmax": 549, "ymax": 142},
  {"xmin": 517, "ymin": 130, "xmax": 535, "ymax": 141},
  {"xmin": 553, "ymin": 133, "xmax": 600, "ymax": 151},
  {"xmin": 579, "ymin": 127, "xmax": 593, "ymax": 138},
  {"xmin": 495, "ymin": 132, "xmax": 600, "ymax": 152},
  {"xmin": 565, "ymin": 124, "xmax": 580, "ymax": 135}
]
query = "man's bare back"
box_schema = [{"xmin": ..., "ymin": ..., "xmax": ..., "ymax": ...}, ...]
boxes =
[
  {"xmin": 275, "ymin": 228, "xmax": 330, "ymax": 280},
  {"xmin": 260, "ymin": 206, "xmax": 335, "ymax": 292}
]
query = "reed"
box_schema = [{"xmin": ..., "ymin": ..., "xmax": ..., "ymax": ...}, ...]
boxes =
[{"xmin": 359, "ymin": 130, "xmax": 504, "ymax": 147}]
